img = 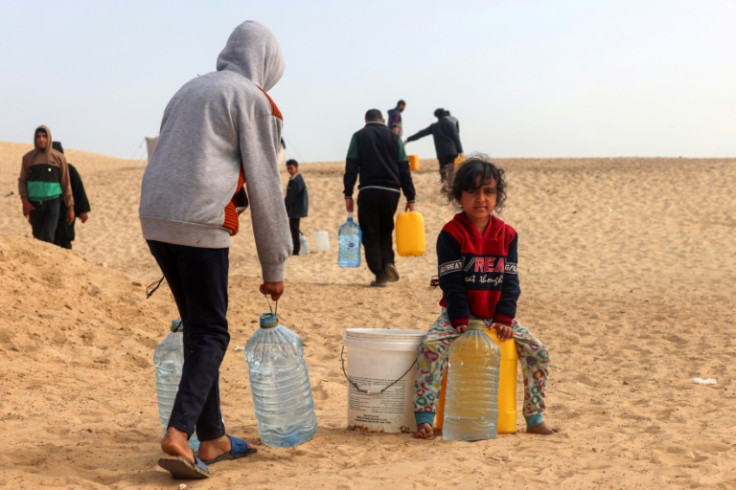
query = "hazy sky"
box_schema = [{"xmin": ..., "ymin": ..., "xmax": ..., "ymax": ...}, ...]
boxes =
[{"xmin": 2, "ymin": 0, "xmax": 735, "ymax": 162}]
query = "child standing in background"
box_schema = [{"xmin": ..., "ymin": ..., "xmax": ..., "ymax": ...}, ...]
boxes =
[
  {"xmin": 413, "ymin": 156, "xmax": 559, "ymax": 439},
  {"xmin": 284, "ymin": 159, "xmax": 309, "ymax": 255}
]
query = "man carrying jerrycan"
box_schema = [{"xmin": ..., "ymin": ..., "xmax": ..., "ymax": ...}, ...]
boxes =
[
  {"xmin": 343, "ymin": 108, "xmax": 417, "ymax": 287},
  {"xmin": 139, "ymin": 21, "xmax": 291, "ymax": 480}
]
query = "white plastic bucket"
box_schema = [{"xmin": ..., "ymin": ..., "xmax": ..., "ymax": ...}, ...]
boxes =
[
  {"xmin": 342, "ymin": 328, "xmax": 426, "ymax": 433},
  {"xmin": 314, "ymin": 230, "xmax": 329, "ymax": 252}
]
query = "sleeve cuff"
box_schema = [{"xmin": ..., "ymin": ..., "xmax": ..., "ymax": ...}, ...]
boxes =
[
  {"xmin": 493, "ymin": 314, "xmax": 513, "ymax": 326},
  {"xmin": 450, "ymin": 316, "xmax": 469, "ymax": 328},
  {"xmin": 261, "ymin": 264, "xmax": 286, "ymax": 283}
]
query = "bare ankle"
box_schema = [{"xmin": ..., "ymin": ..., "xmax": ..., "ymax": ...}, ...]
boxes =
[
  {"xmin": 197, "ymin": 435, "xmax": 232, "ymax": 460},
  {"xmin": 161, "ymin": 427, "xmax": 194, "ymax": 460},
  {"xmin": 414, "ymin": 423, "xmax": 434, "ymax": 439},
  {"xmin": 526, "ymin": 422, "xmax": 559, "ymax": 435}
]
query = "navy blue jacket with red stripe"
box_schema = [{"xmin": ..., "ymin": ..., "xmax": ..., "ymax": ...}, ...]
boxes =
[{"xmin": 437, "ymin": 212, "xmax": 520, "ymax": 327}]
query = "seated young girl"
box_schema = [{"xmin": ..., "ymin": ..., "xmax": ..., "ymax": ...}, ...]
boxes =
[{"xmin": 413, "ymin": 156, "xmax": 559, "ymax": 439}]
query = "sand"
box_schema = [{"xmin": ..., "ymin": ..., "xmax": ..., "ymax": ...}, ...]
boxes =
[{"xmin": 1, "ymin": 141, "xmax": 735, "ymax": 489}]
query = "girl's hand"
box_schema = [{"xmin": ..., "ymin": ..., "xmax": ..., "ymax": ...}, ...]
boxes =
[
  {"xmin": 455, "ymin": 324, "xmax": 468, "ymax": 334},
  {"xmin": 493, "ymin": 323, "xmax": 514, "ymax": 341}
]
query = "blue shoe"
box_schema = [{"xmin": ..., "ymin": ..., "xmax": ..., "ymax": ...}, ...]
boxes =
[
  {"xmin": 158, "ymin": 454, "xmax": 209, "ymax": 479},
  {"xmin": 201, "ymin": 435, "xmax": 257, "ymax": 465}
]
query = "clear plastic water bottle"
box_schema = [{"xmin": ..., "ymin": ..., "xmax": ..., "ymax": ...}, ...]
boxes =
[
  {"xmin": 245, "ymin": 313, "xmax": 318, "ymax": 448},
  {"xmin": 153, "ymin": 319, "xmax": 200, "ymax": 450},
  {"xmin": 338, "ymin": 213, "xmax": 362, "ymax": 267},
  {"xmin": 442, "ymin": 319, "xmax": 501, "ymax": 441}
]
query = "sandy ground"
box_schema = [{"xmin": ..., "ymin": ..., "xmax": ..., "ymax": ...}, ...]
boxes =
[{"xmin": 1, "ymin": 140, "xmax": 735, "ymax": 489}]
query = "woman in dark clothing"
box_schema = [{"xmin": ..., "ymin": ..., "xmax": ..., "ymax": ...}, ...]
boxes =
[{"xmin": 52, "ymin": 141, "xmax": 91, "ymax": 249}]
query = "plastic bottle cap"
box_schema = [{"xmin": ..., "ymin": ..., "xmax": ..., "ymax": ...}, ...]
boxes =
[
  {"xmin": 259, "ymin": 313, "xmax": 279, "ymax": 328},
  {"xmin": 171, "ymin": 319, "xmax": 183, "ymax": 332},
  {"xmin": 467, "ymin": 319, "xmax": 485, "ymax": 331}
]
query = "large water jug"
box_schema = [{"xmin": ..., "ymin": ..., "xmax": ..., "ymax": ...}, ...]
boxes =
[
  {"xmin": 396, "ymin": 211, "xmax": 426, "ymax": 257},
  {"xmin": 298, "ymin": 232, "xmax": 310, "ymax": 255},
  {"xmin": 338, "ymin": 213, "xmax": 361, "ymax": 267},
  {"xmin": 442, "ymin": 320, "xmax": 501, "ymax": 441},
  {"xmin": 245, "ymin": 313, "xmax": 318, "ymax": 448},
  {"xmin": 436, "ymin": 328, "xmax": 517, "ymax": 434},
  {"xmin": 153, "ymin": 319, "xmax": 200, "ymax": 450}
]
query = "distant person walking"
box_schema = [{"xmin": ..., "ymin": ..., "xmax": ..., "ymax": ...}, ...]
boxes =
[
  {"xmin": 284, "ymin": 159, "xmax": 309, "ymax": 255},
  {"xmin": 51, "ymin": 141, "xmax": 90, "ymax": 249},
  {"xmin": 387, "ymin": 99, "xmax": 406, "ymax": 136},
  {"xmin": 18, "ymin": 125, "xmax": 74, "ymax": 243},
  {"xmin": 343, "ymin": 109, "xmax": 416, "ymax": 287},
  {"xmin": 444, "ymin": 109, "xmax": 459, "ymax": 132},
  {"xmin": 405, "ymin": 108, "xmax": 463, "ymax": 182},
  {"xmin": 139, "ymin": 20, "xmax": 291, "ymax": 480}
]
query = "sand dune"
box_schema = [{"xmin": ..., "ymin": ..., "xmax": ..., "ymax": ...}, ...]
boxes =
[{"xmin": 1, "ymin": 141, "xmax": 735, "ymax": 488}]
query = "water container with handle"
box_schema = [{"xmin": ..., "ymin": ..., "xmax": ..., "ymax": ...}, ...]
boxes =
[
  {"xmin": 245, "ymin": 312, "xmax": 318, "ymax": 448},
  {"xmin": 408, "ymin": 154, "xmax": 420, "ymax": 171},
  {"xmin": 436, "ymin": 327, "xmax": 517, "ymax": 434},
  {"xmin": 395, "ymin": 211, "xmax": 426, "ymax": 257},
  {"xmin": 153, "ymin": 319, "xmax": 200, "ymax": 450},
  {"xmin": 442, "ymin": 319, "xmax": 501, "ymax": 441},
  {"xmin": 338, "ymin": 213, "xmax": 361, "ymax": 267}
]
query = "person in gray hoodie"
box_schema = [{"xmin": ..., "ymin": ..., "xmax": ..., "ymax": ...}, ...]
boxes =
[{"xmin": 139, "ymin": 21, "xmax": 291, "ymax": 480}]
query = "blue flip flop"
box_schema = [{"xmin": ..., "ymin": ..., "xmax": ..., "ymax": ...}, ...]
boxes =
[
  {"xmin": 158, "ymin": 454, "xmax": 210, "ymax": 479},
  {"xmin": 202, "ymin": 435, "xmax": 257, "ymax": 465}
]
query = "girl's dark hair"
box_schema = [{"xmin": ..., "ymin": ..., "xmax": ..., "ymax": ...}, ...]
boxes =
[{"xmin": 445, "ymin": 154, "xmax": 507, "ymax": 210}]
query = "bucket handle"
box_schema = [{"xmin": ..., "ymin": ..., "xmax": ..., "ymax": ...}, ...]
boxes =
[{"xmin": 340, "ymin": 345, "xmax": 417, "ymax": 395}]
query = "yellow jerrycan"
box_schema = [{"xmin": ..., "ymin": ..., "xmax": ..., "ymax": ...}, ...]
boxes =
[
  {"xmin": 408, "ymin": 155, "xmax": 420, "ymax": 171},
  {"xmin": 395, "ymin": 211, "xmax": 426, "ymax": 257},
  {"xmin": 436, "ymin": 327, "xmax": 518, "ymax": 434}
]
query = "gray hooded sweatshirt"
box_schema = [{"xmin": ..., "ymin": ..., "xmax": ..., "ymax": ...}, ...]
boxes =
[{"xmin": 139, "ymin": 21, "xmax": 291, "ymax": 282}]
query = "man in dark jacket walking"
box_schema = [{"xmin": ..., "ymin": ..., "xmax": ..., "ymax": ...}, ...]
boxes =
[
  {"xmin": 344, "ymin": 109, "xmax": 416, "ymax": 287},
  {"xmin": 284, "ymin": 159, "xmax": 308, "ymax": 255},
  {"xmin": 405, "ymin": 108, "xmax": 463, "ymax": 182}
]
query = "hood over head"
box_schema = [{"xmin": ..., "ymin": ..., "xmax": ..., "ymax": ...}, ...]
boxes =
[
  {"xmin": 34, "ymin": 125, "xmax": 52, "ymax": 153},
  {"xmin": 216, "ymin": 20, "xmax": 285, "ymax": 91}
]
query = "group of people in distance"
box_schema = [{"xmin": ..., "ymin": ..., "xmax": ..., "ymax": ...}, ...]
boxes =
[
  {"xmin": 342, "ymin": 99, "xmax": 466, "ymax": 287},
  {"xmin": 386, "ymin": 98, "xmax": 465, "ymax": 182},
  {"xmin": 18, "ymin": 125, "xmax": 90, "ymax": 249},
  {"xmin": 19, "ymin": 20, "xmax": 558, "ymax": 482},
  {"xmin": 343, "ymin": 106, "xmax": 558, "ymax": 439}
]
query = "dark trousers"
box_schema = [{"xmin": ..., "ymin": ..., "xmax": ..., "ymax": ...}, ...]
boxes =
[
  {"xmin": 438, "ymin": 154, "xmax": 458, "ymax": 182},
  {"xmin": 357, "ymin": 188, "xmax": 400, "ymax": 278},
  {"xmin": 54, "ymin": 210, "xmax": 75, "ymax": 249},
  {"xmin": 29, "ymin": 198, "xmax": 60, "ymax": 243},
  {"xmin": 289, "ymin": 218, "xmax": 301, "ymax": 255},
  {"xmin": 146, "ymin": 240, "xmax": 230, "ymax": 442}
]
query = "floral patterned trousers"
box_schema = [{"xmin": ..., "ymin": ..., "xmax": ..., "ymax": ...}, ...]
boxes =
[{"xmin": 413, "ymin": 309, "xmax": 550, "ymax": 427}]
